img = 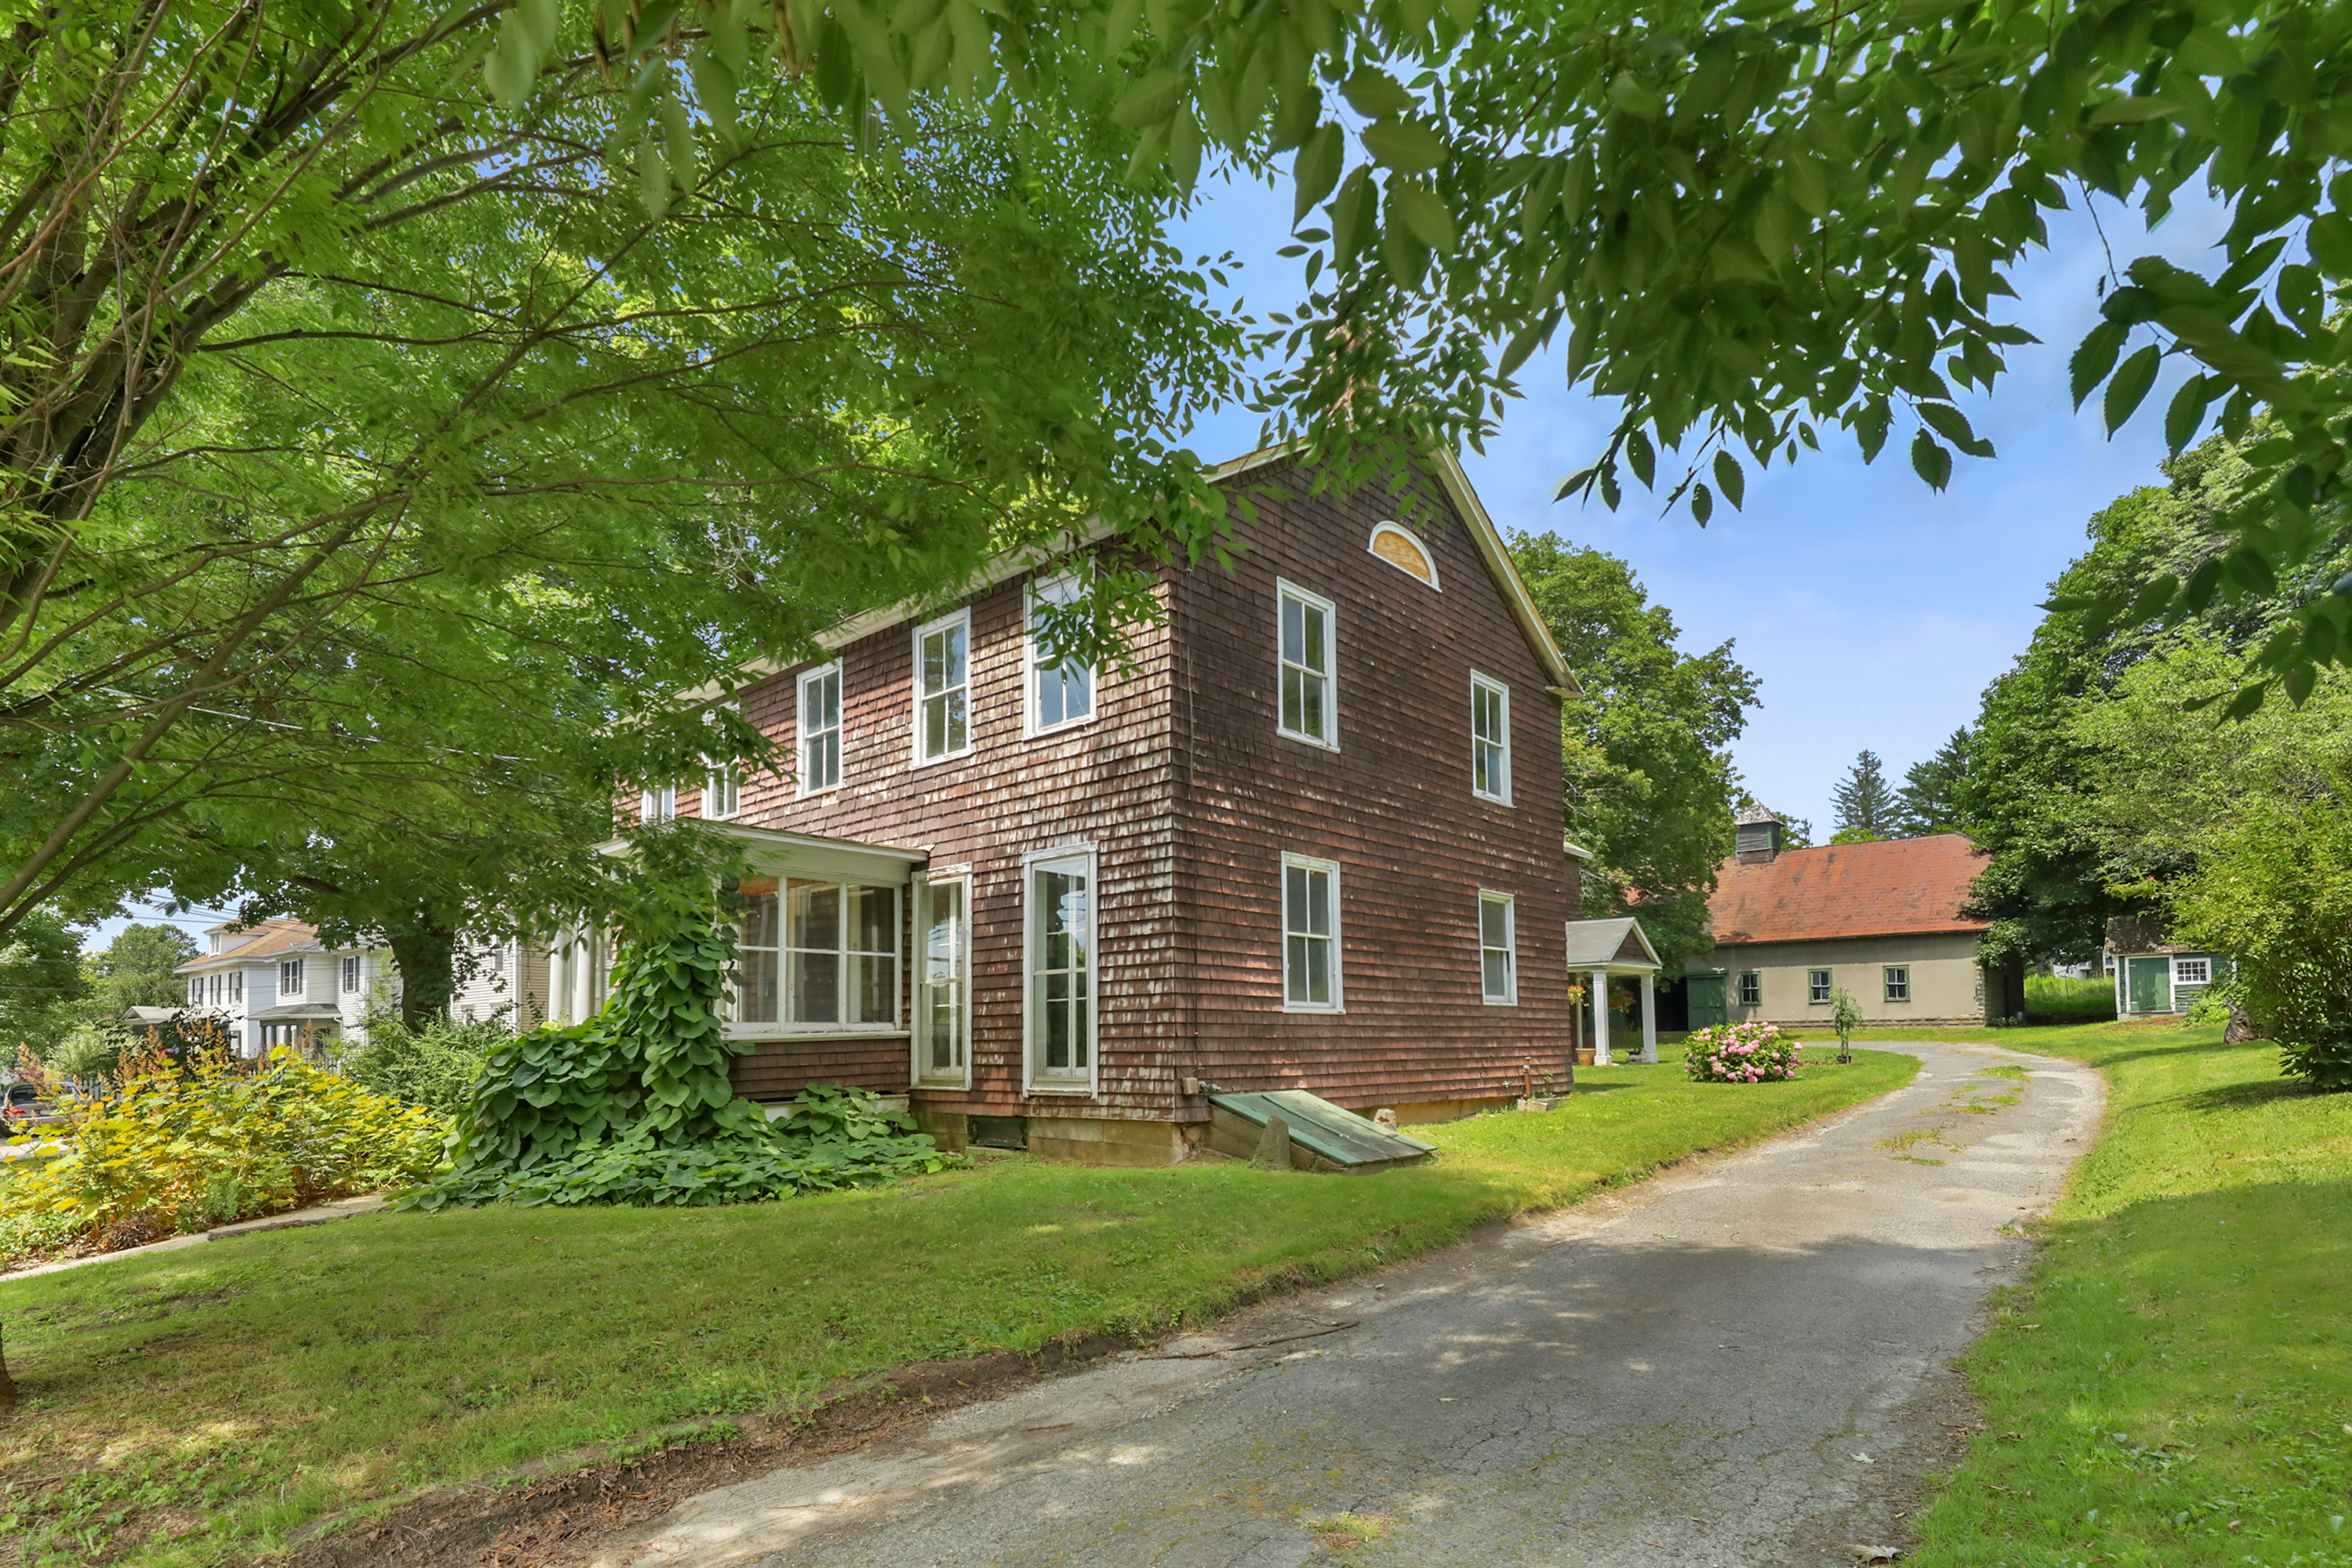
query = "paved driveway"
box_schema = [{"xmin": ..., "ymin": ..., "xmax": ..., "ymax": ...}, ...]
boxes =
[{"xmin": 599, "ymin": 1041, "xmax": 2102, "ymax": 1568}]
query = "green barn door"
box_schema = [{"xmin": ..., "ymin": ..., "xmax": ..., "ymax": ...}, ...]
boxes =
[
  {"xmin": 2126, "ymin": 956, "xmax": 2172, "ymax": 1014},
  {"xmin": 1687, "ymin": 971, "xmax": 1728, "ymax": 1029}
]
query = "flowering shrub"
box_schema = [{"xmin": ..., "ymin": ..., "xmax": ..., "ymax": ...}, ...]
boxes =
[
  {"xmin": 0, "ymin": 1046, "xmax": 445, "ymax": 1265},
  {"xmin": 1683, "ymin": 1022, "xmax": 1802, "ymax": 1083}
]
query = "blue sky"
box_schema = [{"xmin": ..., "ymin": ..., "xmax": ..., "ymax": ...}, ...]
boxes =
[{"xmin": 1172, "ymin": 176, "xmax": 2230, "ymax": 834}]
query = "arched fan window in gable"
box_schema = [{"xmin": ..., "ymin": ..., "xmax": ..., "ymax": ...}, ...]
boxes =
[{"xmin": 1367, "ymin": 522, "xmax": 1439, "ymax": 590}]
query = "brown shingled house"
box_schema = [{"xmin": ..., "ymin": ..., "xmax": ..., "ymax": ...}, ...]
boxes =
[{"xmin": 1683, "ymin": 808, "xmax": 2025, "ymax": 1029}]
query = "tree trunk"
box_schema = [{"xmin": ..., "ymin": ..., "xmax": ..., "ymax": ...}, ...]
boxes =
[{"xmin": 387, "ymin": 912, "xmax": 459, "ymax": 1033}]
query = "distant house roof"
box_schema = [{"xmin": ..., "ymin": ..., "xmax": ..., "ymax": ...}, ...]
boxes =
[
  {"xmin": 176, "ymin": 918, "xmax": 319, "ymax": 973},
  {"xmin": 1708, "ymin": 833, "xmax": 1990, "ymax": 946}
]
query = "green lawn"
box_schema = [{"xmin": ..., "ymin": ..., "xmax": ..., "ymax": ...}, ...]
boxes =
[
  {"xmin": 0, "ymin": 1049, "xmax": 1913, "ymax": 1566},
  {"xmin": 1870, "ymin": 1018, "xmax": 2352, "ymax": 1567}
]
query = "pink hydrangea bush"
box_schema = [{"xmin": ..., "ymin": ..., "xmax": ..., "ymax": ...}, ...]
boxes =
[{"xmin": 1682, "ymin": 1021, "xmax": 1801, "ymax": 1083}]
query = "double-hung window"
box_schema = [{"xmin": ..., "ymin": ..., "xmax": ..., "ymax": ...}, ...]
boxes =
[
  {"xmin": 1471, "ymin": 673, "xmax": 1512, "ymax": 804},
  {"xmin": 1808, "ymin": 969, "xmax": 1833, "ymax": 1004},
  {"xmin": 914, "ymin": 876, "xmax": 970, "ymax": 1087},
  {"xmin": 1883, "ymin": 965, "xmax": 1911, "ymax": 1003},
  {"xmin": 230, "ymin": 971, "xmax": 242, "ymax": 1003},
  {"xmin": 704, "ymin": 764, "xmax": 741, "ymax": 818},
  {"xmin": 1282, "ymin": 854, "xmax": 1342, "ymax": 1011},
  {"xmin": 1026, "ymin": 849, "xmax": 1094, "ymax": 1089},
  {"xmin": 1737, "ymin": 971, "xmax": 1762, "ymax": 1007},
  {"xmin": 728, "ymin": 877, "xmax": 899, "ymax": 1033},
  {"xmin": 639, "ymin": 785, "xmax": 676, "ymax": 822},
  {"xmin": 1276, "ymin": 582, "xmax": 1336, "ymax": 748},
  {"xmin": 342, "ymin": 955, "xmax": 361, "ymax": 993},
  {"xmin": 187, "ymin": 976, "xmax": 201, "ymax": 1006},
  {"xmin": 280, "ymin": 959, "xmax": 305, "ymax": 997},
  {"xmin": 1479, "ymin": 892, "xmax": 1517, "ymax": 1004},
  {"xmin": 1027, "ymin": 575, "xmax": 1095, "ymax": 733},
  {"xmin": 914, "ymin": 611, "xmax": 971, "ymax": 764},
  {"xmin": 799, "ymin": 663, "xmax": 841, "ymax": 792}
]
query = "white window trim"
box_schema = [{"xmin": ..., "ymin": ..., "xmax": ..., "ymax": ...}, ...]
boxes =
[
  {"xmin": 639, "ymin": 784, "xmax": 676, "ymax": 822},
  {"xmin": 280, "ymin": 958, "xmax": 305, "ymax": 997},
  {"xmin": 1274, "ymin": 578, "xmax": 1340, "ymax": 753},
  {"xmin": 1470, "ymin": 670, "xmax": 1513, "ymax": 806},
  {"xmin": 1367, "ymin": 521, "xmax": 1442, "ymax": 590},
  {"xmin": 910, "ymin": 870, "xmax": 974, "ymax": 1090},
  {"xmin": 722, "ymin": 880, "xmax": 906, "ymax": 1040},
  {"xmin": 910, "ymin": 608, "xmax": 975, "ymax": 768},
  {"xmin": 798, "ymin": 662, "xmax": 844, "ymax": 795},
  {"xmin": 704, "ymin": 762, "xmax": 742, "ymax": 819},
  {"xmin": 1479, "ymin": 891, "xmax": 1518, "ymax": 1006},
  {"xmin": 2172, "ymin": 955, "xmax": 2210, "ymax": 986},
  {"xmin": 1022, "ymin": 842, "xmax": 1101, "ymax": 1097},
  {"xmin": 1024, "ymin": 574, "xmax": 1098, "ymax": 739},
  {"xmin": 1279, "ymin": 852, "xmax": 1345, "ymax": 1014}
]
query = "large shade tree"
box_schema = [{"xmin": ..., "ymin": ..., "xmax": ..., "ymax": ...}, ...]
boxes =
[{"xmin": 0, "ymin": 1, "xmax": 1247, "ymax": 942}]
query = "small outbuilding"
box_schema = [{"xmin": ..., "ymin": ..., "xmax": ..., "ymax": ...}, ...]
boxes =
[
  {"xmin": 1563, "ymin": 916, "xmax": 1663, "ymax": 1064},
  {"xmin": 2104, "ymin": 914, "xmax": 2231, "ymax": 1018}
]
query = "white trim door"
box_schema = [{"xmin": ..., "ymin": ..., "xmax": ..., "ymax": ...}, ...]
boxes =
[
  {"xmin": 913, "ymin": 873, "xmax": 972, "ymax": 1088},
  {"xmin": 1023, "ymin": 844, "xmax": 1098, "ymax": 1095}
]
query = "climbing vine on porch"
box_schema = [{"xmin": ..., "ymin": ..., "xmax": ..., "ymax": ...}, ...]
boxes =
[{"xmin": 401, "ymin": 826, "xmax": 945, "ymax": 1209}]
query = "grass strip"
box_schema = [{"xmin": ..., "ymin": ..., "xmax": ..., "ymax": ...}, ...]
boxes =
[
  {"xmin": 0, "ymin": 1048, "xmax": 1911, "ymax": 1566},
  {"xmin": 1876, "ymin": 1018, "xmax": 2352, "ymax": 1567}
]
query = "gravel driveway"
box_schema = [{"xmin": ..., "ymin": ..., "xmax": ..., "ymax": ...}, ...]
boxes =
[{"xmin": 597, "ymin": 1040, "xmax": 2101, "ymax": 1568}]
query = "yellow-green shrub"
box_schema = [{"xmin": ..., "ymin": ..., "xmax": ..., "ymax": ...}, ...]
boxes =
[{"xmin": 0, "ymin": 1047, "xmax": 445, "ymax": 1262}]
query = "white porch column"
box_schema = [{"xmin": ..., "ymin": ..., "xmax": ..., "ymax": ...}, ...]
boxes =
[
  {"xmin": 1639, "ymin": 972, "xmax": 1658, "ymax": 1063},
  {"xmin": 1590, "ymin": 968, "xmax": 1612, "ymax": 1065}
]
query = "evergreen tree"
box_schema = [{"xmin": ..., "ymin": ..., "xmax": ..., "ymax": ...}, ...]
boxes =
[
  {"xmin": 1831, "ymin": 751, "xmax": 1899, "ymax": 840},
  {"xmin": 1896, "ymin": 731, "xmax": 1976, "ymax": 837}
]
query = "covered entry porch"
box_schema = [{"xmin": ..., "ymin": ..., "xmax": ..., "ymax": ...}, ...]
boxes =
[{"xmin": 1564, "ymin": 916, "xmax": 1664, "ymax": 1065}]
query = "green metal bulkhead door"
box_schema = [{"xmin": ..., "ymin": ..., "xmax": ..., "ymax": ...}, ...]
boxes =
[
  {"xmin": 2126, "ymin": 956, "xmax": 2172, "ymax": 1014},
  {"xmin": 1686, "ymin": 971, "xmax": 1728, "ymax": 1029}
]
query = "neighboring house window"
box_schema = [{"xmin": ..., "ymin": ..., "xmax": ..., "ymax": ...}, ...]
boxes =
[
  {"xmin": 1737, "ymin": 971, "xmax": 1762, "ymax": 1007},
  {"xmin": 1471, "ymin": 673, "xmax": 1512, "ymax": 804},
  {"xmin": 1367, "ymin": 521, "xmax": 1440, "ymax": 588},
  {"xmin": 187, "ymin": 976, "xmax": 201, "ymax": 1006},
  {"xmin": 1883, "ymin": 965, "xmax": 1911, "ymax": 1003},
  {"xmin": 1808, "ymin": 969, "xmax": 1832, "ymax": 1004},
  {"xmin": 799, "ymin": 663, "xmax": 841, "ymax": 792},
  {"xmin": 281, "ymin": 959, "xmax": 305, "ymax": 996},
  {"xmin": 486, "ymin": 942, "xmax": 503, "ymax": 977},
  {"xmin": 342, "ymin": 956, "xmax": 361, "ymax": 993},
  {"xmin": 915, "ymin": 877, "xmax": 970, "ymax": 1087},
  {"xmin": 230, "ymin": 971, "xmax": 242, "ymax": 1002},
  {"xmin": 639, "ymin": 785, "xmax": 676, "ymax": 822},
  {"xmin": 913, "ymin": 610, "xmax": 972, "ymax": 764},
  {"xmin": 209, "ymin": 974, "xmax": 221, "ymax": 1004},
  {"xmin": 1276, "ymin": 581, "xmax": 1337, "ymax": 749},
  {"xmin": 1028, "ymin": 575, "xmax": 1095, "ymax": 732},
  {"xmin": 705, "ymin": 763, "xmax": 741, "ymax": 818},
  {"xmin": 1479, "ymin": 892, "xmax": 1517, "ymax": 1005},
  {"xmin": 2174, "ymin": 956, "xmax": 2210, "ymax": 985},
  {"xmin": 1027, "ymin": 850, "xmax": 1094, "ymax": 1088},
  {"xmin": 1282, "ymin": 854, "xmax": 1342, "ymax": 1011},
  {"xmin": 727, "ymin": 877, "xmax": 900, "ymax": 1032}
]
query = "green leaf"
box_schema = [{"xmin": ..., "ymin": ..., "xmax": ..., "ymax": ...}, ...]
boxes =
[
  {"xmin": 1915, "ymin": 401, "xmax": 1993, "ymax": 458},
  {"xmin": 2164, "ymin": 374, "xmax": 2212, "ymax": 452},
  {"xmin": 1711, "ymin": 449, "xmax": 1744, "ymax": 509},
  {"xmin": 637, "ymin": 135, "xmax": 670, "ymax": 220},
  {"xmin": 2103, "ymin": 344, "xmax": 2161, "ymax": 433},
  {"xmin": 1608, "ymin": 71, "xmax": 1667, "ymax": 118},
  {"xmin": 1360, "ymin": 117, "xmax": 1446, "ymax": 175},
  {"xmin": 1291, "ymin": 123, "xmax": 1344, "ymax": 225},
  {"xmin": 1330, "ymin": 165, "xmax": 1375, "ymax": 264},
  {"xmin": 2222, "ymin": 682, "xmax": 2269, "ymax": 720},
  {"xmin": 1625, "ymin": 426, "xmax": 1657, "ymax": 488},
  {"xmin": 2070, "ymin": 319, "xmax": 2128, "ymax": 408},
  {"xmin": 1782, "ymin": 152, "xmax": 1829, "ymax": 219},
  {"xmin": 1341, "ymin": 67, "xmax": 1415, "ymax": 118},
  {"xmin": 1113, "ymin": 67, "xmax": 1185, "ymax": 127},
  {"xmin": 1690, "ymin": 482, "xmax": 1713, "ymax": 524},
  {"xmin": 2085, "ymin": 96, "xmax": 2179, "ymax": 125},
  {"xmin": 2308, "ymin": 212, "xmax": 2352, "ymax": 279},
  {"xmin": 485, "ymin": 16, "xmax": 536, "ymax": 105},
  {"xmin": 1390, "ymin": 180, "xmax": 1456, "ymax": 253},
  {"xmin": 1910, "ymin": 429, "xmax": 1952, "ymax": 490}
]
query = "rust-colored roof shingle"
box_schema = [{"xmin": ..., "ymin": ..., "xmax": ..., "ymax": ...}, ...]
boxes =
[
  {"xmin": 1708, "ymin": 833, "xmax": 1989, "ymax": 946},
  {"xmin": 176, "ymin": 917, "xmax": 319, "ymax": 971}
]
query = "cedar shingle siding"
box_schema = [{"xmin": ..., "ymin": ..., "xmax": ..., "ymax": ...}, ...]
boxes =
[{"xmin": 706, "ymin": 452, "xmax": 1577, "ymax": 1138}]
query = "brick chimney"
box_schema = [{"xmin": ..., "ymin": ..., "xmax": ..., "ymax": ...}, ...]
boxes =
[{"xmin": 1734, "ymin": 803, "xmax": 1783, "ymax": 865}]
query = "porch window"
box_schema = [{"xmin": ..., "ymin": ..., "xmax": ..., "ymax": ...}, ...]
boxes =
[
  {"xmin": 1471, "ymin": 673, "xmax": 1511, "ymax": 804},
  {"xmin": 728, "ymin": 877, "xmax": 899, "ymax": 1033},
  {"xmin": 1282, "ymin": 854, "xmax": 1341, "ymax": 1011},
  {"xmin": 1883, "ymin": 965, "xmax": 1910, "ymax": 1003},
  {"xmin": 915, "ymin": 877, "xmax": 969, "ymax": 1086},
  {"xmin": 1808, "ymin": 968, "xmax": 1831, "ymax": 1004},
  {"xmin": 1277, "ymin": 581, "xmax": 1336, "ymax": 748},
  {"xmin": 280, "ymin": 959, "xmax": 304, "ymax": 997},
  {"xmin": 1479, "ymin": 892, "xmax": 1517, "ymax": 1005},
  {"xmin": 1737, "ymin": 971, "xmax": 1762, "ymax": 1007},
  {"xmin": 799, "ymin": 663, "xmax": 840, "ymax": 792},
  {"xmin": 914, "ymin": 611, "xmax": 971, "ymax": 764},
  {"xmin": 1028, "ymin": 851, "xmax": 1094, "ymax": 1087},
  {"xmin": 1028, "ymin": 575, "xmax": 1094, "ymax": 732}
]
